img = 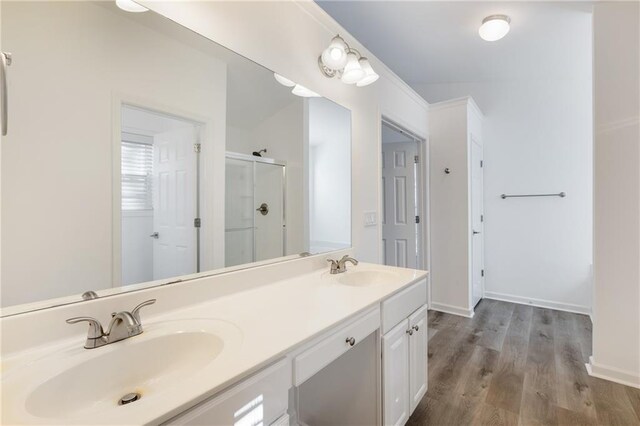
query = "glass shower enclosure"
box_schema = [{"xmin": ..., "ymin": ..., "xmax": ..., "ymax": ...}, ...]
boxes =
[{"xmin": 225, "ymin": 153, "xmax": 285, "ymax": 267}]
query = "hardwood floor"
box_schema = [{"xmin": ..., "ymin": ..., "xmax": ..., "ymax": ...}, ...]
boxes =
[{"xmin": 407, "ymin": 299, "xmax": 640, "ymax": 426}]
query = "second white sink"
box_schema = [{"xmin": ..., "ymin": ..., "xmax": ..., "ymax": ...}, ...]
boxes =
[{"xmin": 335, "ymin": 269, "xmax": 400, "ymax": 287}]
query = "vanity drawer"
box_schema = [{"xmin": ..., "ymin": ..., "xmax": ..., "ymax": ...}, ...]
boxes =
[
  {"xmin": 293, "ymin": 306, "xmax": 380, "ymax": 386},
  {"xmin": 165, "ymin": 358, "xmax": 291, "ymax": 426},
  {"xmin": 381, "ymin": 279, "xmax": 427, "ymax": 334}
]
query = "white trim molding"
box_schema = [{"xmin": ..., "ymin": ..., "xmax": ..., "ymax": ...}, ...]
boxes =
[
  {"xmin": 484, "ymin": 291, "xmax": 591, "ymax": 316},
  {"xmin": 430, "ymin": 302, "xmax": 475, "ymax": 318},
  {"xmin": 586, "ymin": 356, "xmax": 640, "ymax": 389}
]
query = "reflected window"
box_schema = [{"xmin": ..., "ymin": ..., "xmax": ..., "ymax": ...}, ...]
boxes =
[
  {"xmin": 234, "ymin": 394, "xmax": 264, "ymax": 426},
  {"xmin": 121, "ymin": 137, "xmax": 153, "ymax": 211}
]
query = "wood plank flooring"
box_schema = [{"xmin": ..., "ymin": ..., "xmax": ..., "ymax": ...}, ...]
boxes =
[{"xmin": 407, "ymin": 299, "xmax": 640, "ymax": 426}]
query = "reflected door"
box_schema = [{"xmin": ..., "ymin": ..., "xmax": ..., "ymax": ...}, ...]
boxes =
[
  {"xmin": 255, "ymin": 162, "xmax": 285, "ymax": 261},
  {"xmin": 152, "ymin": 127, "xmax": 197, "ymax": 280},
  {"xmin": 382, "ymin": 142, "xmax": 418, "ymax": 268}
]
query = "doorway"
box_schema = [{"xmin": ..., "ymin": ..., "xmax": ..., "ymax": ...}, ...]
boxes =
[
  {"xmin": 470, "ymin": 136, "xmax": 484, "ymax": 307},
  {"xmin": 120, "ymin": 104, "xmax": 203, "ymax": 286},
  {"xmin": 381, "ymin": 120, "xmax": 425, "ymax": 269}
]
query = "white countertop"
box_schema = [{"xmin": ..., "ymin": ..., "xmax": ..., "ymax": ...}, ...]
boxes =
[{"xmin": 1, "ymin": 262, "xmax": 427, "ymax": 425}]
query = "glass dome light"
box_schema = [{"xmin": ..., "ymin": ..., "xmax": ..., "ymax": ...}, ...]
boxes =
[
  {"xmin": 340, "ymin": 52, "xmax": 365, "ymax": 84},
  {"xmin": 292, "ymin": 84, "xmax": 320, "ymax": 98},
  {"xmin": 479, "ymin": 15, "xmax": 511, "ymax": 41},
  {"xmin": 274, "ymin": 73, "xmax": 296, "ymax": 87},
  {"xmin": 356, "ymin": 57, "xmax": 379, "ymax": 87},
  {"xmin": 321, "ymin": 35, "xmax": 348, "ymax": 70},
  {"xmin": 115, "ymin": 0, "xmax": 148, "ymax": 13}
]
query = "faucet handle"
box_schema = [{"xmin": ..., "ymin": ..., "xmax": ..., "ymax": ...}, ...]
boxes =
[
  {"xmin": 131, "ymin": 299, "xmax": 156, "ymax": 323},
  {"xmin": 66, "ymin": 316, "xmax": 104, "ymax": 339}
]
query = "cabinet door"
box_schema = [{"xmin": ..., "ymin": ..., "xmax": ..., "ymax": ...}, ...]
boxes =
[
  {"xmin": 408, "ymin": 305, "xmax": 428, "ymax": 413},
  {"xmin": 383, "ymin": 319, "xmax": 410, "ymax": 426}
]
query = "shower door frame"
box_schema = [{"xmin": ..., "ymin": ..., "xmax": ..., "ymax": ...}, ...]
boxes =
[{"xmin": 225, "ymin": 151, "xmax": 287, "ymax": 263}]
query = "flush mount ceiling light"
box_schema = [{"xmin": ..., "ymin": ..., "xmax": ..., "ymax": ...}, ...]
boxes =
[
  {"xmin": 479, "ymin": 15, "xmax": 511, "ymax": 41},
  {"xmin": 116, "ymin": 0, "xmax": 148, "ymax": 13},
  {"xmin": 318, "ymin": 34, "xmax": 379, "ymax": 87}
]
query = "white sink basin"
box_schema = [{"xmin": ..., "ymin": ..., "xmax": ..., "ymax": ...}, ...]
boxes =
[
  {"xmin": 2, "ymin": 319, "xmax": 242, "ymax": 424},
  {"xmin": 334, "ymin": 269, "xmax": 400, "ymax": 287}
]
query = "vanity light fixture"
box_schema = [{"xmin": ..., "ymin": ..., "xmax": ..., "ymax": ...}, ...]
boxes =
[
  {"xmin": 273, "ymin": 73, "xmax": 295, "ymax": 87},
  {"xmin": 116, "ymin": 0, "xmax": 148, "ymax": 13},
  {"xmin": 479, "ymin": 15, "xmax": 511, "ymax": 41},
  {"xmin": 318, "ymin": 35, "xmax": 379, "ymax": 87},
  {"xmin": 291, "ymin": 84, "xmax": 321, "ymax": 98},
  {"xmin": 273, "ymin": 73, "xmax": 320, "ymax": 97}
]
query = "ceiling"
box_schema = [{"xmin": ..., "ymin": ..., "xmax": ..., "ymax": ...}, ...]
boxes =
[{"xmin": 316, "ymin": 1, "xmax": 593, "ymax": 85}]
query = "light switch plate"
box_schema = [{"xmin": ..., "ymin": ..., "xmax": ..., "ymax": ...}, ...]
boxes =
[{"xmin": 364, "ymin": 211, "xmax": 377, "ymax": 227}]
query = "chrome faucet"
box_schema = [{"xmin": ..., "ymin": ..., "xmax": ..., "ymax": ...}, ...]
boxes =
[
  {"xmin": 327, "ymin": 255, "xmax": 359, "ymax": 274},
  {"xmin": 66, "ymin": 299, "xmax": 156, "ymax": 349}
]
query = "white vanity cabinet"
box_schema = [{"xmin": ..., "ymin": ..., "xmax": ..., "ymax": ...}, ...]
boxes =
[
  {"xmin": 381, "ymin": 279, "xmax": 428, "ymax": 425},
  {"xmin": 164, "ymin": 358, "xmax": 291, "ymax": 426}
]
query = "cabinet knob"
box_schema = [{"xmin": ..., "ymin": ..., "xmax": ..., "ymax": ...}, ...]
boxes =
[
  {"xmin": 406, "ymin": 329, "xmax": 414, "ymax": 336},
  {"xmin": 413, "ymin": 325, "xmax": 419, "ymax": 331},
  {"xmin": 345, "ymin": 337, "xmax": 356, "ymax": 346}
]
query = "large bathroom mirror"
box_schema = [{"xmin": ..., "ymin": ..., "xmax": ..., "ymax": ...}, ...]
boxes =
[{"xmin": 0, "ymin": 1, "xmax": 351, "ymax": 313}]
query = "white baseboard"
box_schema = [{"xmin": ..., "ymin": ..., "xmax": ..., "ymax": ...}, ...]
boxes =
[
  {"xmin": 484, "ymin": 291, "xmax": 591, "ymax": 316},
  {"xmin": 430, "ymin": 301, "xmax": 475, "ymax": 318},
  {"xmin": 586, "ymin": 356, "xmax": 640, "ymax": 389}
]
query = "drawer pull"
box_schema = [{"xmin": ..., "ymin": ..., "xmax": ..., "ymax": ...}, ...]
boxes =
[
  {"xmin": 406, "ymin": 329, "xmax": 414, "ymax": 336},
  {"xmin": 413, "ymin": 325, "xmax": 419, "ymax": 332},
  {"xmin": 346, "ymin": 337, "xmax": 356, "ymax": 346}
]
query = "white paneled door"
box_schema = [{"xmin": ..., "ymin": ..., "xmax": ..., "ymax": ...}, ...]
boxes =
[
  {"xmin": 152, "ymin": 126, "xmax": 197, "ymax": 280},
  {"xmin": 471, "ymin": 137, "xmax": 484, "ymax": 307},
  {"xmin": 382, "ymin": 142, "xmax": 418, "ymax": 268}
]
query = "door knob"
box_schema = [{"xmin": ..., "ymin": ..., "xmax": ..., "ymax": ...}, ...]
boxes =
[
  {"xmin": 256, "ymin": 203, "xmax": 269, "ymax": 216},
  {"xmin": 150, "ymin": 232, "xmax": 159, "ymax": 239}
]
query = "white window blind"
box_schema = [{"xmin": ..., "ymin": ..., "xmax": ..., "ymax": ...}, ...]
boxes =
[{"xmin": 121, "ymin": 140, "xmax": 153, "ymax": 210}]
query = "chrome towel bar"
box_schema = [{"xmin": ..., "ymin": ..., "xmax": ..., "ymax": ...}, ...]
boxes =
[{"xmin": 501, "ymin": 192, "xmax": 566, "ymax": 199}]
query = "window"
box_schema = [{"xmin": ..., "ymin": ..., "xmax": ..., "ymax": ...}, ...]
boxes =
[{"xmin": 121, "ymin": 139, "xmax": 153, "ymax": 210}]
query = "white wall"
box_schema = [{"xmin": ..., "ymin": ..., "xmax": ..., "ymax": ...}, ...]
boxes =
[
  {"xmin": 590, "ymin": 2, "xmax": 640, "ymax": 388},
  {"xmin": 0, "ymin": 1, "xmax": 226, "ymax": 306},
  {"xmin": 428, "ymin": 100, "xmax": 474, "ymax": 315},
  {"xmin": 308, "ymin": 97, "xmax": 351, "ymax": 251},
  {"xmin": 143, "ymin": 0, "xmax": 430, "ymax": 267},
  {"xmin": 415, "ymin": 41, "xmax": 594, "ymax": 313}
]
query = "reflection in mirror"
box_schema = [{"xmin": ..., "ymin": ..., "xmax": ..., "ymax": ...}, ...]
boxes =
[{"xmin": 0, "ymin": 1, "xmax": 351, "ymax": 312}]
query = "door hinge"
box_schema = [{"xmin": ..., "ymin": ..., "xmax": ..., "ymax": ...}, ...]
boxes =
[
  {"xmin": 415, "ymin": 215, "xmax": 420, "ymax": 224},
  {"xmin": 414, "ymin": 155, "xmax": 419, "ymax": 164},
  {"xmin": 481, "ymin": 269, "xmax": 485, "ymax": 277},
  {"xmin": 481, "ymin": 214, "xmax": 484, "ymax": 222},
  {"xmin": 194, "ymin": 143, "xmax": 202, "ymax": 153},
  {"xmin": 194, "ymin": 217, "xmax": 201, "ymax": 228},
  {"xmin": 480, "ymin": 160, "xmax": 483, "ymax": 168}
]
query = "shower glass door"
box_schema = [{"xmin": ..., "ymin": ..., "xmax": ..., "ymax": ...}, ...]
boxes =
[{"xmin": 225, "ymin": 155, "xmax": 285, "ymax": 267}]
